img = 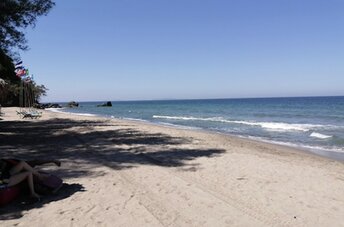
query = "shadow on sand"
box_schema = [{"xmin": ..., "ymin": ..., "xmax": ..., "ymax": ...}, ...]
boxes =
[
  {"xmin": 0, "ymin": 118, "xmax": 225, "ymax": 219},
  {"xmin": 0, "ymin": 183, "xmax": 84, "ymax": 220},
  {"xmin": 0, "ymin": 118, "xmax": 225, "ymax": 171}
]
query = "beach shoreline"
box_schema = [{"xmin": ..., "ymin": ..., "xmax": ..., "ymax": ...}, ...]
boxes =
[
  {"xmin": 48, "ymin": 107, "xmax": 344, "ymax": 162},
  {"xmin": 1, "ymin": 107, "xmax": 344, "ymax": 226}
]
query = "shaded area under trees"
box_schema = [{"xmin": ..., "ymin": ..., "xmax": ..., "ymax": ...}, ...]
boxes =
[{"xmin": 0, "ymin": 118, "xmax": 225, "ymax": 219}]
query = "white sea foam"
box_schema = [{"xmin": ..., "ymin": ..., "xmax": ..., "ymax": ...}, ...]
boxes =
[
  {"xmin": 70, "ymin": 113, "xmax": 97, "ymax": 117},
  {"xmin": 301, "ymin": 145, "xmax": 344, "ymax": 153},
  {"xmin": 153, "ymin": 115, "xmax": 213, "ymax": 121},
  {"xmin": 46, "ymin": 108, "xmax": 97, "ymax": 117},
  {"xmin": 152, "ymin": 115, "xmax": 323, "ymax": 132},
  {"xmin": 123, "ymin": 117, "xmax": 149, "ymax": 122},
  {"xmin": 310, "ymin": 132, "xmax": 332, "ymax": 139},
  {"xmin": 45, "ymin": 107, "xmax": 65, "ymax": 113},
  {"xmin": 158, "ymin": 122, "xmax": 201, "ymax": 130},
  {"xmin": 243, "ymin": 136, "xmax": 344, "ymax": 154},
  {"xmin": 232, "ymin": 121, "xmax": 313, "ymax": 132}
]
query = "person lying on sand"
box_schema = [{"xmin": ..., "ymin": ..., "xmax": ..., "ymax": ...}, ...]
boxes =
[
  {"xmin": 25, "ymin": 159, "xmax": 61, "ymax": 168},
  {"xmin": 0, "ymin": 159, "xmax": 61, "ymax": 201}
]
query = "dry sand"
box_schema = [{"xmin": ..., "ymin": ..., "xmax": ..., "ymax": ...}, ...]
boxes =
[{"xmin": 0, "ymin": 107, "xmax": 343, "ymax": 227}]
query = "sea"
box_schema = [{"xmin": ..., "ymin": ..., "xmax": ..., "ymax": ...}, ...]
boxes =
[{"xmin": 53, "ymin": 96, "xmax": 344, "ymax": 160}]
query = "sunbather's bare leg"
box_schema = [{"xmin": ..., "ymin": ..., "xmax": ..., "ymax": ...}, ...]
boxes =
[
  {"xmin": 7, "ymin": 171, "xmax": 40, "ymax": 199},
  {"xmin": 9, "ymin": 161, "xmax": 41, "ymax": 178},
  {"xmin": 7, "ymin": 172, "xmax": 29, "ymax": 186},
  {"xmin": 27, "ymin": 159, "xmax": 61, "ymax": 168}
]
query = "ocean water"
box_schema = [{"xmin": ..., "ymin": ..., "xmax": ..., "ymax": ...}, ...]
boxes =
[{"xmin": 55, "ymin": 96, "xmax": 344, "ymax": 159}]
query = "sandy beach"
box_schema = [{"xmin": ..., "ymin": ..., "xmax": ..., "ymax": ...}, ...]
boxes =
[{"xmin": 0, "ymin": 107, "xmax": 343, "ymax": 227}]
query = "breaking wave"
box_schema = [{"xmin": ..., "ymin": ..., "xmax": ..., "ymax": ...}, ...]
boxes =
[
  {"xmin": 310, "ymin": 132, "xmax": 332, "ymax": 139},
  {"xmin": 152, "ymin": 115, "xmax": 330, "ymax": 132}
]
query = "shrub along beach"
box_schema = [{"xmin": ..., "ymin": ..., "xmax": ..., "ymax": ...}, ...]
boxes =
[{"xmin": 0, "ymin": 107, "xmax": 343, "ymax": 226}]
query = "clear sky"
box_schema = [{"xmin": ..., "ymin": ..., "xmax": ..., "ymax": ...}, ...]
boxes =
[{"xmin": 20, "ymin": 0, "xmax": 344, "ymax": 102}]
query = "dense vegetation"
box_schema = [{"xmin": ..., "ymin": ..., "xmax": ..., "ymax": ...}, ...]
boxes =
[{"xmin": 0, "ymin": 0, "xmax": 55, "ymax": 106}]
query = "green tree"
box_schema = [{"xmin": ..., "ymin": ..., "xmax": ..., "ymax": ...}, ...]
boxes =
[
  {"xmin": 0, "ymin": 48, "xmax": 20, "ymax": 106},
  {"xmin": 32, "ymin": 82, "xmax": 48, "ymax": 102},
  {"xmin": 0, "ymin": 0, "xmax": 55, "ymax": 57},
  {"xmin": 0, "ymin": 0, "xmax": 54, "ymax": 106}
]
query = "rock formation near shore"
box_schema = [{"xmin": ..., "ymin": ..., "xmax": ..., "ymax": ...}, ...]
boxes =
[
  {"xmin": 35, "ymin": 103, "xmax": 62, "ymax": 109},
  {"xmin": 67, "ymin": 101, "xmax": 79, "ymax": 108},
  {"xmin": 97, "ymin": 101, "xmax": 112, "ymax": 107}
]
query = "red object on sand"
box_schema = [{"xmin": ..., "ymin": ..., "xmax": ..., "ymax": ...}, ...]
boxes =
[{"xmin": 0, "ymin": 186, "xmax": 21, "ymax": 206}]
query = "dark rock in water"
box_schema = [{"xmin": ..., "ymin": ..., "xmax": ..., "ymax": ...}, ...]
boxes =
[
  {"xmin": 35, "ymin": 103, "xmax": 62, "ymax": 109},
  {"xmin": 50, "ymin": 103, "xmax": 62, "ymax": 108},
  {"xmin": 97, "ymin": 101, "xmax": 112, "ymax": 107},
  {"xmin": 33, "ymin": 103, "xmax": 43, "ymax": 109},
  {"xmin": 67, "ymin": 101, "xmax": 79, "ymax": 108}
]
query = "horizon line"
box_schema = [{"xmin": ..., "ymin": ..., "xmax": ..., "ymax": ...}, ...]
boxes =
[{"xmin": 44, "ymin": 95, "xmax": 344, "ymax": 103}]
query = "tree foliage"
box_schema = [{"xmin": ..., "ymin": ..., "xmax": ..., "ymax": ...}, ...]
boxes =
[
  {"xmin": 0, "ymin": 0, "xmax": 54, "ymax": 106},
  {"xmin": 0, "ymin": 0, "xmax": 55, "ymax": 57},
  {"xmin": 0, "ymin": 77, "xmax": 48, "ymax": 106},
  {"xmin": 0, "ymin": 49, "xmax": 18, "ymax": 82},
  {"xmin": 0, "ymin": 48, "xmax": 20, "ymax": 106},
  {"xmin": 32, "ymin": 82, "xmax": 47, "ymax": 102}
]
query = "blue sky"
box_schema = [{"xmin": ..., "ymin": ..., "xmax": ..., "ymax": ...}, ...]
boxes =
[{"xmin": 20, "ymin": 0, "xmax": 344, "ymax": 102}]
